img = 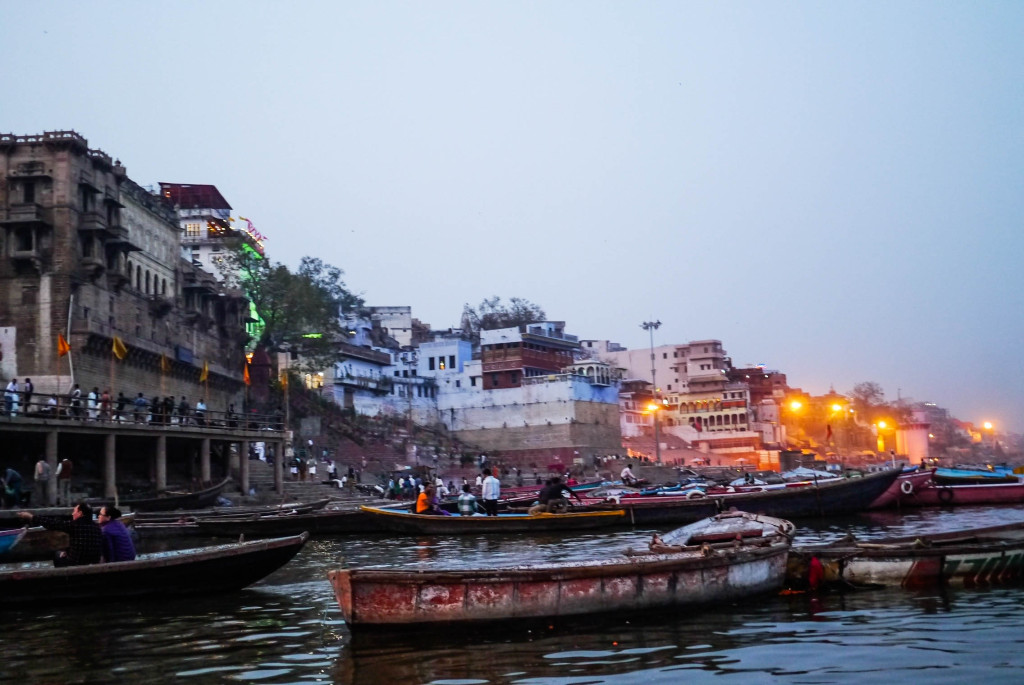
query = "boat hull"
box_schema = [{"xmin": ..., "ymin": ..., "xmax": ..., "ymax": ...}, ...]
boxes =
[
  {"xmin": 329, "ymin": 542, "xmax": 789, "ymax": 627},
  {"xmin": 589, "ymin": 469, "xmax": 901, "ymax": 525},
  {"xmin": 0, "ymin": 533, "xmax": 308, "ymax": 605},
  {"xmin": 790, "ymin": 522, "xmax": 1024, "ymax": 588},
  {"xmin": 867, "ymin": 470, "xmax": 936, "ymax": 508},
  {"xmin": 900, "ymin": 481, "xmax": 1024, "ymax": 507},
  {"xmin": 89, "ymin": 477, "xmax": 231, "ymax": 512},
  {"xmin": 359, "ymin": 506, "xmax": 625, "ymax": 534}
]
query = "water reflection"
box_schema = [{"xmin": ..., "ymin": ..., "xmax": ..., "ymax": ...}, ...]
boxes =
[{"xmin": 3, "ymin": 505, "xmax": 1024, "ymax": 683}]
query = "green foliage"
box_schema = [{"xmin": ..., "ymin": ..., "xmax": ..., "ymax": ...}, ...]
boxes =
[{"xmin": 217, "ymin": 241, "xmax": 364, "ymax": 371}]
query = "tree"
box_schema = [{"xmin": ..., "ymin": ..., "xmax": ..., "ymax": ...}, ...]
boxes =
[
  {"xmin": 217, "ymin": 242, "xmax": 362, "ymax": 371},
  {"xmin": 460, "ymin": 296, "xmax": 546, "ymax": 338},
  {"xmin": 849, "ymin": 381, "xmax": 885, "ymax": 414}
]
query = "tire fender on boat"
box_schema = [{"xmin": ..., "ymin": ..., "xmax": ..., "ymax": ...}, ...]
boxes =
[
  {"xmin": 606, "ymin": 495, "xmax": 621, "ymax": 504},
  {"xmin": 900, "ymin": 480, "xmax": 914, "ymax": 495},
  {"xmin": 938, "ymin": 487, "xmax": 954, "ymax": 503},
  {"xmin": 685, "ymin": 490, "xmax": 706, "ymax": 500}
]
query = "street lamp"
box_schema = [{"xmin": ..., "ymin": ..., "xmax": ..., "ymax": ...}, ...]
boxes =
[{"xmin": 641, "ymin": 320, "xmax": 662, "ymax": 464}]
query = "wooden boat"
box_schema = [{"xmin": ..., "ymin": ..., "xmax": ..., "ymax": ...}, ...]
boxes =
[
  {"xmin": 867, "ymin": 470, "xmax": 936, "ymax": 508},
  {"xmin": 327, "ymin": 511, "xmax": 794, "ymax": 628},
  {"xmin": 582, "ymin": 469, "xmax": 901, "ymax": 525},
  {"xmin": 133, "ymin": 498, "xmax": 332, "ymax": 524},
  {"xmin": 788, "ymin": 521, "xmax": 1024, "ymax": 589},
  {"xmin": 89, "ymin": 477, "xmax": 231, "ymax": 512},
  {"xmin": 0, "ymin": 529, "xmax": 25, "ymax": 556},
  {"xmin": 138, "ymin": 507, "xmax": 380, "ymax": 538},
  {"xmin": 0, "ymin": 533, "xmax": 308, "ymax": 606},
  {"xmin": 358, "ymin": 505, "xmax": 626, "ymax": 535},
  {"xmin": 897, "ymin": 479, "xmax": 1024, "ymax": 507}
]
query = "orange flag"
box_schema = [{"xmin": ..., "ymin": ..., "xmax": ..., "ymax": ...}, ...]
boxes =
[
  {"xmin": 57, "ymin": 334, "xmax": 71, "ymax": 358},
  {"xmin": 243, "ymin": 363, "xmax": 251, "ymax": 386},
  {"xmin": 199, "ymin": 361, "xmax": 209, "ymax": 383},
  {"xmin": 112, "ymin": 336, "xmax": 128, "ymax": 360}
]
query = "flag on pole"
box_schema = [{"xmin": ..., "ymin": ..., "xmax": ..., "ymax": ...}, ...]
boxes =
[
  {"xmin": 112, "ymin": 336, "xmax": 128, "ymax": 360},
  {"xmin": 826, "ymin": 424, "xmax": 834, "ymax": 442},
  {"xmin": 243, "ymin": 363, "xmax": 250, "ymax": 386},
  {"xmin": 57, "ymin": 334, "xmax": 71, "ymax": 358},
  {"xmin": 280, "ymin": 369, "xmax": 288, "ymax": 389},
  {"xmin": 199, "ymin": 361, "xmax": 209, "ymax": 383},
  {"xmin": 160, "ymin": 354, "xmax": 170, "ymax": 373}
]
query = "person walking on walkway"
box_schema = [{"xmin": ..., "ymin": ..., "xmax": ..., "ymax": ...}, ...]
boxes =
[{"xmin": 33, "ymin": 456, "xmax": 51, "ymax": 506}]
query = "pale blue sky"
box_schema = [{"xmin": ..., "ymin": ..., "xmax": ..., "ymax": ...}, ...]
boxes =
[{"xmin": 3, "ymin": 2, "xmax": 1022, "ymax": 430}]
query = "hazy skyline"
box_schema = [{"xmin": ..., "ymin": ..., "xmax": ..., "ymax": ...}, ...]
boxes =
[{"xmin": 3, "ymin": 2, "xmax": 1022, "ymax": 431}]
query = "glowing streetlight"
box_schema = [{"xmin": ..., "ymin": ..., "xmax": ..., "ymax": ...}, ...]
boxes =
[
  {"xmin": 789, "ymin": 400, "xmax": 802, "ymax": 412},
  {"xmin": 831, "ymin": 404, "xmax": 843, "ymax": 412},
  {"xmin": 983, "ymin": 421, "xmax": 994, "ymax": 431},
  {"xmin": 640, "ymin": 320, "xmax": 662, "ymax": 464}
]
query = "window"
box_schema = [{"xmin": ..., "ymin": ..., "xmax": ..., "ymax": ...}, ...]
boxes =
[
  {"xmin": 455, "ymin": 380, "xmax": 461, "ymax": 388},
  {"xmin": 439, "ymin": 359, "xmax": 446, "ymax": 370},
  {"xmin": 471, "ymin": 377, "xmax": 477, "ymax": 387},
  {"xmin": 449, "ymin": 355, "xmax": 455, "ymax": 369},
  {"xmin": 491, "ymin": 373, "xmax": 499, "ymax": 385},
  {"xmin": 428, "ymin": 357, "xmax": 435, "ymax": 371},
  {"xmin": 185, "ymin": 223, "xmax": 202, "ymax": 238},
  {"xmin": 23, "ymin": 182, "xmax": 35, "ymax": 204},
  {"xmin": 21, "ymin": 287, "xmax": 37, "ymax": 305}
]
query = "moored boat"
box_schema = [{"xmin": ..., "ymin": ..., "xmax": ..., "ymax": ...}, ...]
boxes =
[
  {"xmin": 328, "ymin": 511, "xmax": 794, "ymax": 628},
  {"xmin": 867, "ymin": 469, "xmax": 936, "ymax": 508},
  {"xmin": 788, "ymin": 522, "xmax": 1024, "ymax": 589},
  {"xmin": 0, "ymin": 533, "xmax": 308, "ymax": 605},
  {"xmin": 358, "ymin": 505, "xmax": 626, "ymax": 535},
  {"xmin": 583, "ymin": 469, "xmax": 901, "ymax": 525},
  {"xmin": 932, "ymin": 467, "xmax": 1019, "ymax": 486},
  {"xmin": 89, "ymin": 477, "xmax": 231, "ymax": 512},
  {"xmin": 898, "ymin": 479, "xmax": 1024, "ymax": 507}
]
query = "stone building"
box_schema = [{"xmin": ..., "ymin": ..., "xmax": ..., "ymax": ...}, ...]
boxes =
[{"xmin": 0, "ymin": 131, "xmax": 248, "ymax": 411}]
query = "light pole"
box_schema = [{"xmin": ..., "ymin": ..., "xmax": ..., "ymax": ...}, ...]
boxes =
[{"xmin": 641, "ymin": 320, "xmax": 662, "ymax": 464}]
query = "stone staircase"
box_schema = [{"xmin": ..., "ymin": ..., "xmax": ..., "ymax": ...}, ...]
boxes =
[{"xmin": 240, "ymin": 458, "xmax": 382, "ymax": 506}]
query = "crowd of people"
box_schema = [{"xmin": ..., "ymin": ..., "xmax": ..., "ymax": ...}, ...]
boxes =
[{"xmin": 2, "ymin": 378, "xmax": 283, "ymax": 431}]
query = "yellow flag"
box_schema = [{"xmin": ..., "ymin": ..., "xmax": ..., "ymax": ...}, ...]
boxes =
[
  {"xmin": 199, "ymin": 361, "xmax": 209, "ymax": 383},
  {"xmin": 243, "ymin": 363, "xmax": 251, "ymax": 386},
  {"xmin": 112, "ymin": 336, "xmax": 128, "ymax": 360},
  {"xmin": 57, "ymin": 334, "xmax": 71, "ymax": 358},
  {"xmin": 280, "ymin": 369, "xmax": 288, "ymax": 389},
  {"xmin": 160, "ymin": 354, "xmax": 170, "ymax": 373}
]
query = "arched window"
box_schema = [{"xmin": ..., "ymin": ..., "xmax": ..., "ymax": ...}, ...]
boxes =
[
  {"xmin": 145, "ymin": 271, "xmax": 150, "ymax": 294},
  {"xmin": 135, "ymin": 265, "xmax": 142, "ymax": 289}
]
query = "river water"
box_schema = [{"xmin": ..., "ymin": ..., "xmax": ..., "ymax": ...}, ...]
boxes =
[{"xmin": 5, "ymin": 505, "xmax": 1024, "ymax": 684}]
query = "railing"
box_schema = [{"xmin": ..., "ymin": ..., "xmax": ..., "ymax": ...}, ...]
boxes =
[{"xmin": 0, "ymin": 394, "xmax": 284, "ymax": 432}]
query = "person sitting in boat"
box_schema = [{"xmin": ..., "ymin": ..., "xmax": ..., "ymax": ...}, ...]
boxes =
[
  {"xmin": 18, "ymin": 501, "xmax": 103, "ymax": 567},
  {"xmin": 620, "ymin": 464, "xmax": 638, "ymax": 486},
  {"xmin": 98, "ymin": 506, "xmax": 136, "ymax": 562},
  {"xmin": 529, "ymin": 477, "xmax": 584, "ymax": 515},
  {"xmin": 415, "ymin": 485, "xmax": 443, "ymax": 516},
  {"xmin": 457, "ymin": 483, "xmax": 480, "ymax": 516}
]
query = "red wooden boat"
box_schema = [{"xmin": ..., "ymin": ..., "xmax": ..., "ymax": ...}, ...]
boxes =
[
  {"xmin": 327, "ymin": 511, "xmax": 794, "ymax": 629},
  {"xmin": 867, "ymin": 470, "xmax": 936, "ymax": 509},
  {"xmin": 897, "ymin": 480, "xmax": 1024, "ymax": 507}
]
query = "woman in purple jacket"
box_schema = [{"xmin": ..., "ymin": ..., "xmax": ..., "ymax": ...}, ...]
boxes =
[{"xmin": 98, "ymin": 506, "xmax": 136, "ymax": 562}]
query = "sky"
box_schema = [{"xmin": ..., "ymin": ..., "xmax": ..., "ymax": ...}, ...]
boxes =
[{"xmin": 3, "ymin": 2, "xmax": 1023, "ymax": 431}]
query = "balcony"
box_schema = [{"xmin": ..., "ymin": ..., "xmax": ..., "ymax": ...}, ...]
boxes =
[
  {"xmin": 78, "ymin": 211, "xmax": 108, "ymax": 232},
  {"xmin": 2, "ymin": 203, "xmax": 52, "ymax": 227}
]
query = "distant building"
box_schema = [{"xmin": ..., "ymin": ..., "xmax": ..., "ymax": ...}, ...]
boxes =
[{"xmin": 0, "ymin": 131, "xmax": 248, "ymax": 405}]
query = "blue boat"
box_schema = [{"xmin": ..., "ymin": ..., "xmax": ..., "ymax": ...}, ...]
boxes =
[{"xmin": 0, "ymin": 528, "xmax": 26, "ymax": 556}]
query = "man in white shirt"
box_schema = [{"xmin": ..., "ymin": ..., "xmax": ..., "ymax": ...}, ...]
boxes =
[
  {"xmin": 621, "ymin": 463, "xmax": 638, "ymax": 485},
  {"xmin": 481, "ymin": 470, "xmax": 501, "ymax": 516}
]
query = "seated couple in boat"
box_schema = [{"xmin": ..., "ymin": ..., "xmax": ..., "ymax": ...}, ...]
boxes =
[
  {"xmin": 18, "ymin": 501, "xmax": 137, "ymax": 566},
  {"xmin": 527, "ymin": 477, "xmax": 584, "ymax": 515},
  {"xmin": 414, "ymin": 485, "xmax": 449, "ymax": 516}
]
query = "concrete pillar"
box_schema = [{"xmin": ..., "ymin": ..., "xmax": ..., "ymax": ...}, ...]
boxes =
[
  {"xmin": 155, "ymin": 434, "xmax": 167, "ymax": 492},
  {"xmin": 274, "ymin": 441, "xmax": 284, "ymax": 495},
  {"xmin": 239, "ymin": 440, "xmax": 250, "ymax": 496},
  {"xmin": 104, "ymin": 433, "xmax": 117, "ymax": 498},
  {"xmin": 45, "ymin": 430, "xmax": 58, "ymax": 506},
  {"xmin": 201, "ymin": 438, "xmax": 211, "ymax": 485}
]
